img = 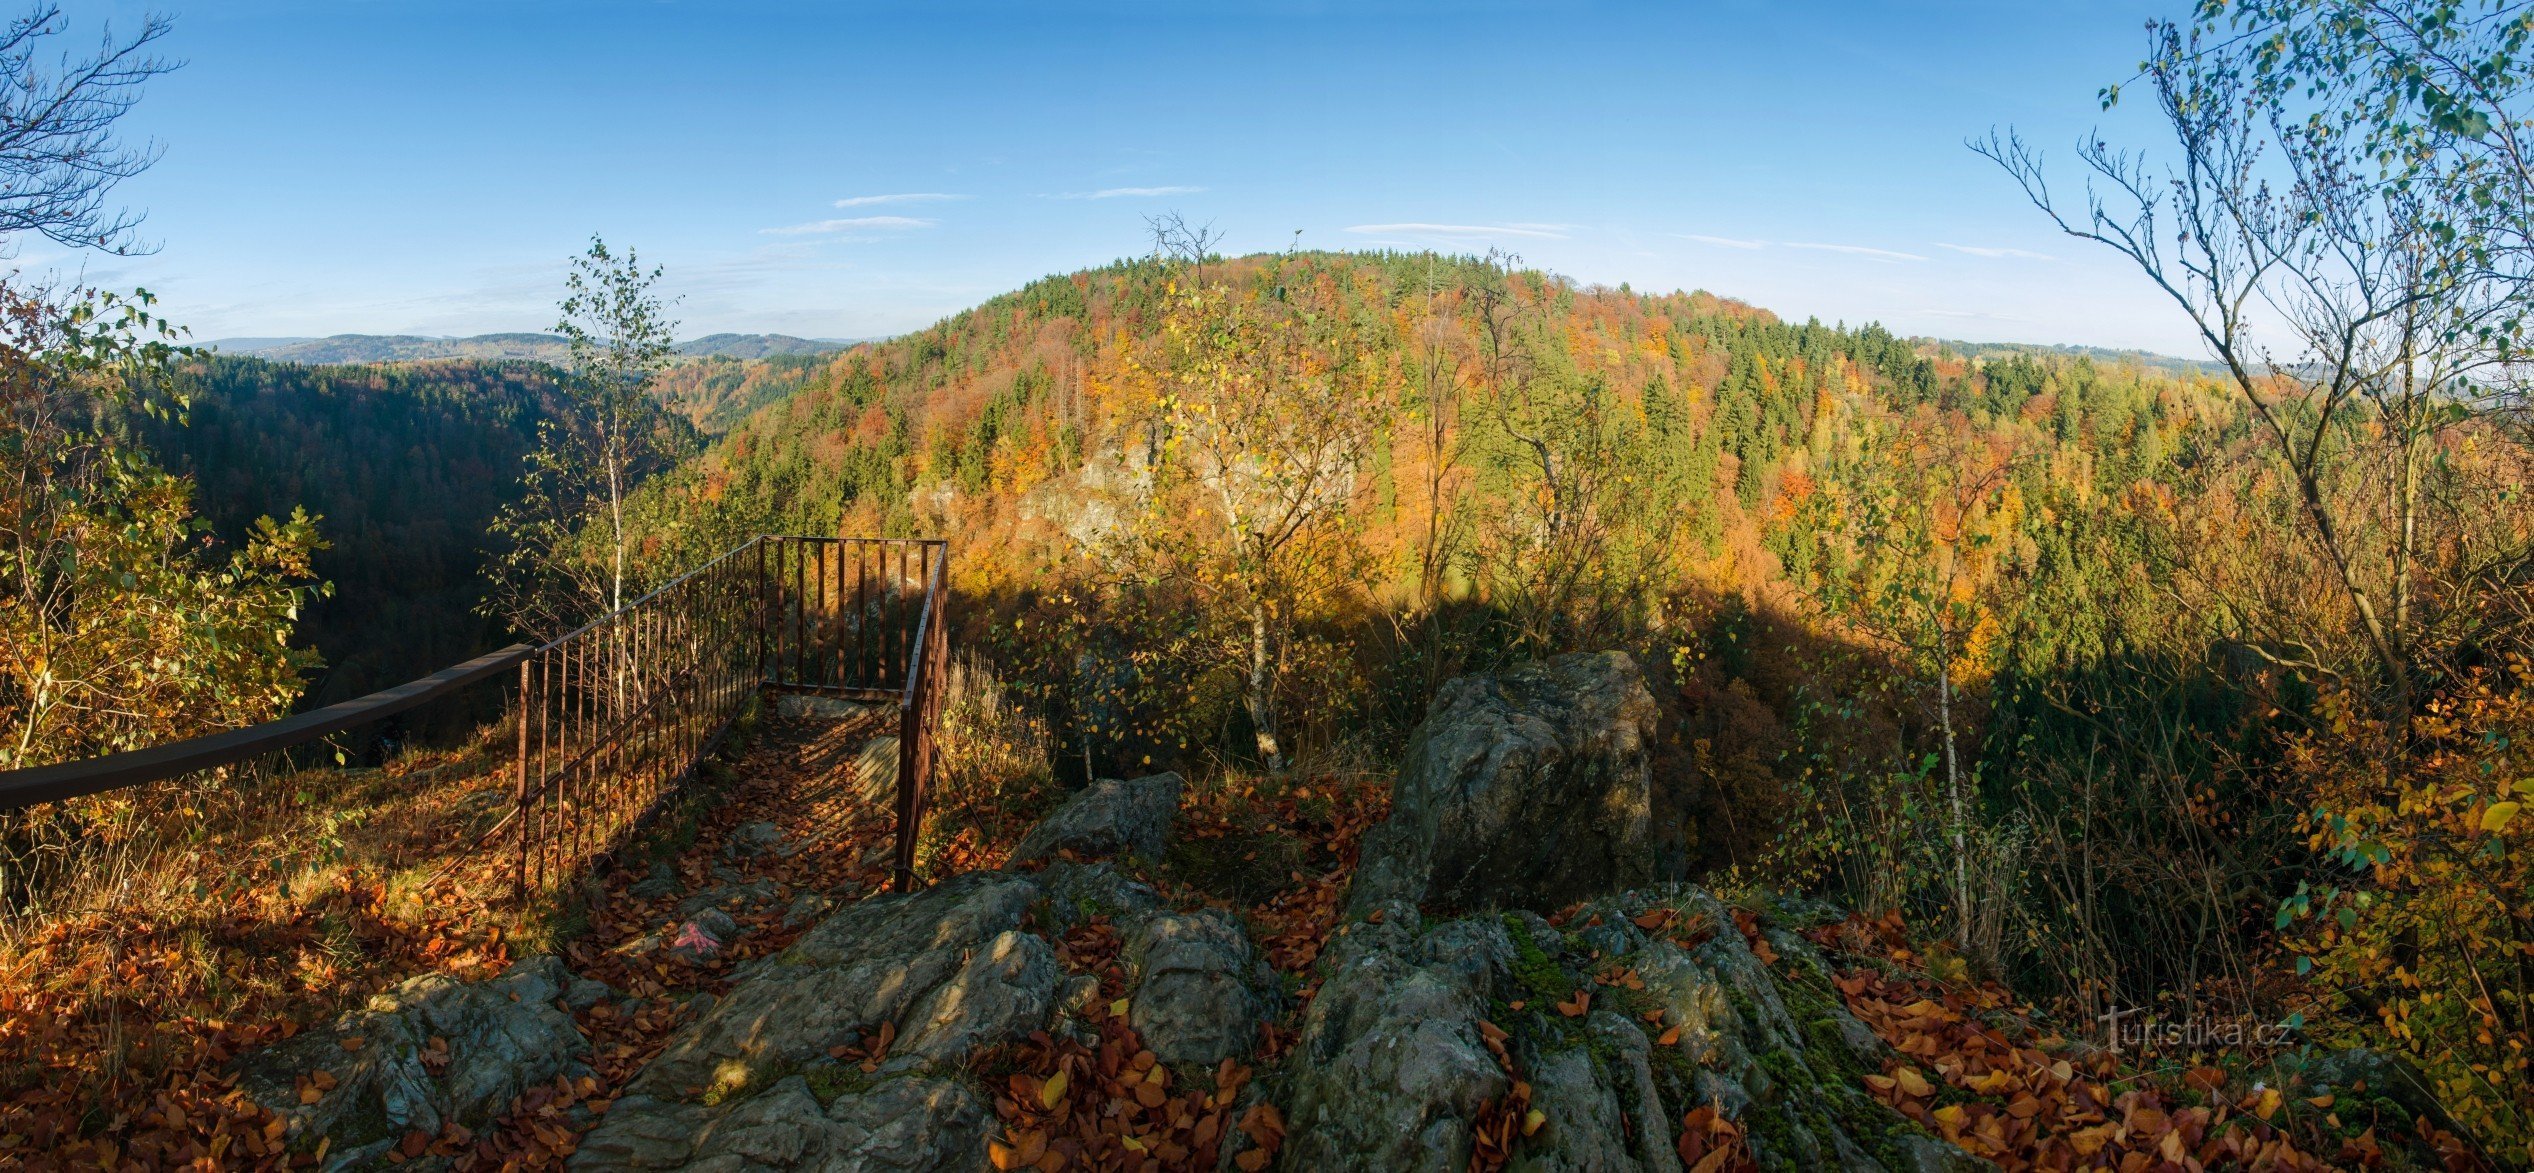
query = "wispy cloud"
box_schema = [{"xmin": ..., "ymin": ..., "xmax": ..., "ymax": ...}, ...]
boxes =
[
  {"xmin": 1920, "ymin": 307, "xmax": 2032, "ymax": 323},
  {"xmin": 1343, "ymin": 222, "xmax": 1572, "ymax": 240},
  {"xmin": 1783, "ymin": 241, "xmax": 1927, "ymax": 262},
  {"xmin": 1936, "ymin": 242, "xmax": 2056, "ymax": 261},
  {"xmin": 1055, "ymin": 185, "xmax": 1206, "ymax": 199},
  {"xmin": 833, "ymin": 192, "xmax": 966, "ymax": 208},
  {"xmin": 1676, "ymin": 233, "xmax": 1766, "ymax": 250},
  {"xmin": 759, "ymin": 215, "xmax": 936, "ymax": 236}
]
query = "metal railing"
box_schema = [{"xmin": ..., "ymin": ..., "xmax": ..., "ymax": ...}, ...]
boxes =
[
  {"xmin": 0, "ymin": 533, "xmax": 951, "ymax": 902},
  {"xmin": 756, "ymin": 536, "xmax": 950, "ymax": 890}
]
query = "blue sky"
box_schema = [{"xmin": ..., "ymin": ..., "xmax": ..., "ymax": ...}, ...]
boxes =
[{"xmin": 45, "ymin": 0, "xmax": 2205, "ymax": 353}]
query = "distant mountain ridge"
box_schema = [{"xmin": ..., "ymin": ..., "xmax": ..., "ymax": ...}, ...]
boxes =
[
  {"xmin": 208, "ymin": 332, "xmax": 866, "ymax": 365},
  {"xmin": 1918, "ymin": 336, "xmax": 2224, "ymax": 379}
]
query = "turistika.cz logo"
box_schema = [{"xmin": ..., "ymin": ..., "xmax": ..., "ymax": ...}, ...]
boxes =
[{"xmin": 2098, "ymin": 1006, "xmax": 2298, "ymax": 1055}]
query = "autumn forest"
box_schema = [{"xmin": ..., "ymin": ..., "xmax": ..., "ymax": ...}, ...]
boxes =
[{"xmin": 1, "ymin": 2, "xmax": 2530, "ymax": 1171}]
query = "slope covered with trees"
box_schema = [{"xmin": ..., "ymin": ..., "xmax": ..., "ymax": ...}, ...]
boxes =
[
  {"xmin": 128, "ymin": 356, "xmax": 560, "ymax": 708},
  {"xmin": 620, "ymin": 242, "xmax": 2531, "ymax": 1156}
]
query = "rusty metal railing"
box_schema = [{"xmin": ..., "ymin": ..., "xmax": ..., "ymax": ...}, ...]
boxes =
[
  {"xmin": 0, "ymin": 533, "xmax": 952, "ymax": 907},
  {"xmin": 753, "ymin": 536, "xmax": 950, "ymax": 890}
]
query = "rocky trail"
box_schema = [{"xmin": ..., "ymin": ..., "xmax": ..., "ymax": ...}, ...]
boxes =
[{"xmin": 219, "ymin": 655, "xmax": 2475, "ymax": 1172}]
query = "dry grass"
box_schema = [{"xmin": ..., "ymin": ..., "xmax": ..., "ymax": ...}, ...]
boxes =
[
  {"xmin": 0, "ymin": 722, "xmax": 565, "ymax": 1163},
  {"xmin": 914, "ymin": 653, "xmax": 1061, "ymax": 874}
]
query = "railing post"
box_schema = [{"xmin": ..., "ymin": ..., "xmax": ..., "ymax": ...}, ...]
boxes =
[
  {"xmin": 514, "ymin": 657, "xmax": 532, "ymax": 906},
  {"xmin": 754, "ymin": 537, "xmax": 768, "ymax": 686}
]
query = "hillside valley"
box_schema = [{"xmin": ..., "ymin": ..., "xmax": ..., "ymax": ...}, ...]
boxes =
[
  {"xmin": 6, "ymin": 1, "xmax": 2534, "ymax": 1169},
  {"xmin": 29, "ymin": 247, "xmax": 2531, "ymax": 1171}
]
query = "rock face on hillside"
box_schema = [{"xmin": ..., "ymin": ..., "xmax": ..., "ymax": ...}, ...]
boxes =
[
  {"xmin": 1349, "ymin": 650, "xmax": 1662, "ymax": 916},
  {"xmin": 233, "ymin": 956, "xmax": 594, "ymax": 1168}
]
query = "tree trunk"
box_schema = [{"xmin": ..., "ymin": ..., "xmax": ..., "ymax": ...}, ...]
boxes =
[
  {"xmin": 1247, "ymin": 600, "xmax": 1283, "ymax": 772},
  {"xmin": 1938, "ymin": 628, "xmax": 1971, "ymax": 951}
]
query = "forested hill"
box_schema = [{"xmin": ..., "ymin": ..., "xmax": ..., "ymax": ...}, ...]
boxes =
[
  {"xmin": 619, "ymin": 245, "xmax": 2256, "ymax": 870},
  {"xmin": 209, "ymin": 332, "xmax": 860, "ymax": 366},
  {"xmin": 116, "ymin": 348, "xmax": 813, "ymax": 718},
  {"xmin": 630, "ymin": 249, "xmax": 2234, "ymax": 620},
  {"xmin": 128, "ymin": 356, "xmax": 567, "ymax": 711}
]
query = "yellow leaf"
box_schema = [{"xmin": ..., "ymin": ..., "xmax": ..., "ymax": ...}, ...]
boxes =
[
  {"xmin": 1522, "ymin": 1108, "xmax": 1546, "ymax": 1136},
  {"xmin": 1039, "ymin": 1069, "xmax": 1069, "ymax": 1110},
  {"xmin": 2482, "ymin": 801, "xmax": 2520, "ymax": 832},
  {"xmin": 1110, "ymin": 999, "xmax": 1131, "ymax": 1018},
  {"xmin": 1894, "ymin": 1067, "xmax": 1935, "ymax": 1097}
]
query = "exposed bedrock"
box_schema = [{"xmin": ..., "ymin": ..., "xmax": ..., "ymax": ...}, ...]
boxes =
[{"xmin": 1348, "ymin": 650, "xmax": 1663, "ymax": 917}]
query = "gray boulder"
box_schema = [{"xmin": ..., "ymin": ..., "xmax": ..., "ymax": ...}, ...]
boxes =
[
  {"xmin": 630, "ymin": 860, "xmax": 680, "ymax": 899},
  {"xmin": 574, "ymin": 872, "xmax": 1057, "ymax": 1169},
  {"xmin": 1280, "ymin": 888, "xmax": 1980, "ymax": 1173},
  {"xmin": 1349, "ymin": 651, "xmax": 1661, "ymax": 915},
  {"xmin": 723, "ymin": 821, "xmax": 793, "ymax": 861},
  {"xmin": 895, "ymin": 928, "xmax": 1060, "ymax": 1063},
  {"xmin": 1513, "ymin": 1013, "xmax": 1681, "ymax": 1173},
  {"xmin": 572, "ymin": 1074, "xmax": 992, "ymax": 1171},
  {"xmin": 1122, "ymin": 909, "xmax": 1277, "ymax": 1066},
  {"xmin": 1006, "ymin": 772, "xmax": 1184, "ymax": 867},
  {"xmin": 610, "ymin": 871, "xmax": 1043, "ymax": 1106},
  {"xmin": 1032, "ymin": 859, "xmax": 1164, "ymax": 930},
  {"xmin": 1280, "ymin": 907, "xmax": 1514, "ymax": 1171},
  {"xmin": 234, "ymin": 956, "xmax": 591, "ymax": 1163}
]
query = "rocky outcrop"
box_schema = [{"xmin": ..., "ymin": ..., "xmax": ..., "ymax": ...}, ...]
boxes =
[
  {"xmin": 1006, "ymin": 771, "xmax": 1184, "ymax": 867},
  {"xmin": 1515, "ymin": 1011, "xmax": 1682, "ymax": 1173},
  {"xmin": 1121, "ymin": 909, "xmax": 1278, "ymax": 1067},
  {"xmin": 570, "ymin": 788, "xmax": 1209, "ymax": 1173},
  {"xmin": 572, "ymin": 648, "xmax": 1956, "ymax": 1173},
  {"xmin": 1281, "ymin": 906, "xmax": 1515, "ymax": 1170},
  {"xmin": 1278, "ymin": 651, "xmax": 1984, "ymax": 1172},
  {"xmin": 1349, "ymin": 651, "xmax": 1661, "ymax": 915},
  {"xmin": 1280, "ymin": 889, "xmax": 1973, "ymax": 1173},
  {"xmin": 234, "ymin": 956, "xmax": 593, "ymax": 1167},
  {"xmin": 620, "ymin": 871, "xmax": 1048, "ymax": 1106},
  {"xmin": 572, "ymin": 871, "xmax": 1052, "ymax": 1170}
]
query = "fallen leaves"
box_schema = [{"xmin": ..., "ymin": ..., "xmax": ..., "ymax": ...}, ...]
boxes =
[
  {"xmin": 1467, "ymin": 1009, "xmax": 1534, "ymax": 1171},
  {"xmin": 1812, "ymin": 913, "xmax": 2351, "ymax": 1172},
  {"xmin": 982, "ymin": 1028, "xmax": 1269, "ymax": 1171},
  {"xmin": 1677, "ymin": 1103, "xmax": 1754, "ymax": 1173}
]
